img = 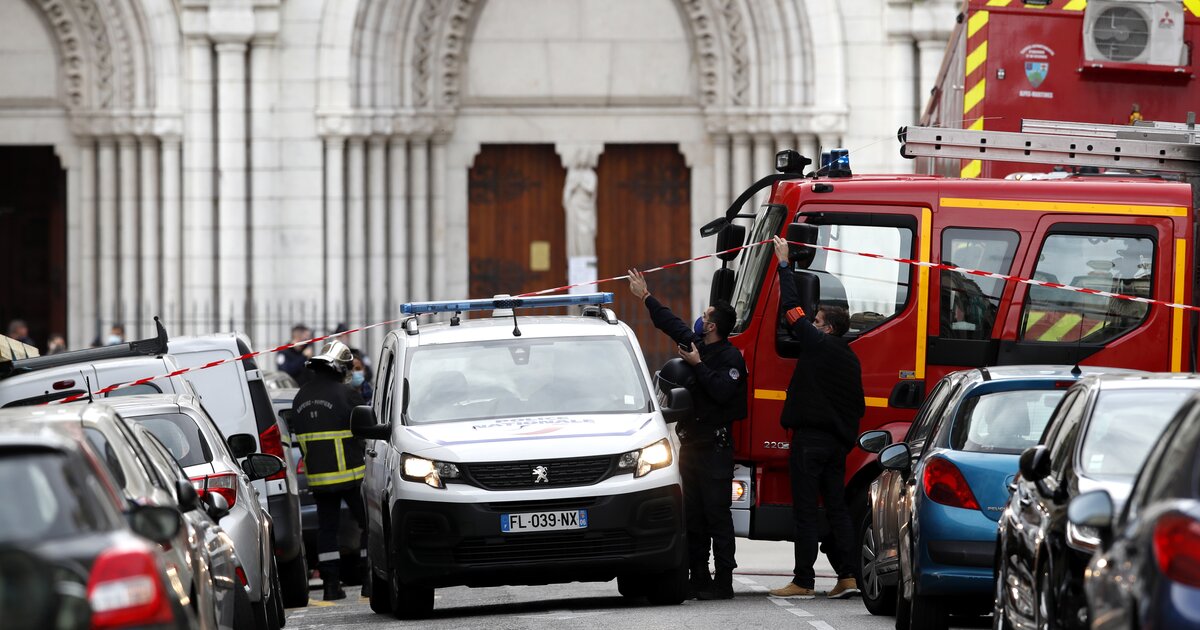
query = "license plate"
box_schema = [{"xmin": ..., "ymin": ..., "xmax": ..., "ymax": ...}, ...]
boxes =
[{"xmin": 500, "ymin": 509, "xmax": 588, "ymax": 533}]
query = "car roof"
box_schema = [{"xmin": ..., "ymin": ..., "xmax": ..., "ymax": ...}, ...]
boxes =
[
  {"xmin": 953, "ymin": 365, "xmax": 1145, "ymax": 388},
  {"xmin": 97, "ymin": 393, "xmax": 203, "ymax": 416},
  {"xmin": 400, "ymin": 314, "xmax": 630, "ymax": 347},
  {"xmin": 0, "ymin": 403, "xmax": 117, "ymax": 445},
  {"xmin": 1085, "ymin": 372, "xmax": 1200, "ymax": 391}
]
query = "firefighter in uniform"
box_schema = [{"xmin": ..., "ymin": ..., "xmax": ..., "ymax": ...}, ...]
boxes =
[
  {"xmin": 627, "ymin": 268, "xmax": 748, "ymax": 600},
  {"xmin": 291, "ymin": 340, "xmax": 369, "ymax": 601}
]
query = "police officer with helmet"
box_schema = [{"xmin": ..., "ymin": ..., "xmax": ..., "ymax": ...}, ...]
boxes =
[
  {"xmin": 628, "ymin": 268, "xmax": 748, "ymax": 600},
  {"xmin": 291, "ymin": 340, "xmax": 370, "ymax": 600}
]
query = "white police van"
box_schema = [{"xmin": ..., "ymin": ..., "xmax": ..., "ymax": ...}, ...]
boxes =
[{"xmin": 352, "ymin": 293, "xmax": 691, "ymax": 618}]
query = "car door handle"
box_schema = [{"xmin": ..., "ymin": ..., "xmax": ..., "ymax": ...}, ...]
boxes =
[{"xmin": 366, "ymin": 448, "xmax": 377, "ymax": 458}]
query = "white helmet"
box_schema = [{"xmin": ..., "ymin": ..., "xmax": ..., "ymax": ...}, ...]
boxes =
[{"xmin": 307, "ymin": 340, "xmax": 353, "ymax": 375}]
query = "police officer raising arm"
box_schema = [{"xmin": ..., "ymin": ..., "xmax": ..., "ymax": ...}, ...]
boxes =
[
  {"xmin": 291, "ymin": 341, "xmax": 371, "ymax": 601},
  {"xmin": 767, "ymin": 235, "xmax": 865, "ymax": 601},
  {"xmin": 627, "ymin": 268, "xmax": 747, "ymax": 600}
]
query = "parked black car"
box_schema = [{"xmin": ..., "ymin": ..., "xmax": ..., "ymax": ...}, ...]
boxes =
[
  {"xmin": 994, "ymin": 373, "xmax": 1199, "ymax": 630},
  {"xmin": 1069, "ymin": 388, "xmax": 1200, "ymax": 630}
]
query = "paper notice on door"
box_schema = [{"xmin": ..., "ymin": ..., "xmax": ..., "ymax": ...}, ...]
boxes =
[{"xmin": 568, "ymin": 255, "xmax": 598, "ymax": 294}]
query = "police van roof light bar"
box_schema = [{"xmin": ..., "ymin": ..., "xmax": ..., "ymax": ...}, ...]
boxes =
[{"xmin": 400, "ymin": 293, "xmax": 614, "ymax": 315}]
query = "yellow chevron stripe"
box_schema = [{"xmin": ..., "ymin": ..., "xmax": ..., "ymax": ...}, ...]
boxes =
[
  {"xmin": 1042, "ymin": 313, "xmax": 1083, "ymax": 341},
  {"xmin": 968, "ymin": 10, "xmax": 990, "ymax": 38},
  {"xmin": 966, "ymin": 41, "xmax": 988, "ymax": 76},
  {"xmin": 968, "ymin": 117, "xmax": 985, "ymax": 131},
  {"xmin": 1063, "ymin": 0, "xmax": 1087, "ymax": 10},
  {"xmin": 1024, "ymin": 311, "xmax": 1047, "ymax": 329},
  {"xmin": 963, "ymin": 79, "xmax": 986, "ymax": 114},
  {"xmin": 985, "ymin": 0, "xmax": 1012, "ymax": 6},
  {"xmin": 961, "ymin": 160, "xmax": 982, "ymax": 179},
  {"xmin": 1185, "ymin": 0, "xmax": 1200, "ymax": 19}
]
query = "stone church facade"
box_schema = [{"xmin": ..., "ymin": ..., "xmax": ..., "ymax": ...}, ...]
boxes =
[{"xmin": 0, "ymin": 0, "xmax": 954, "ymax": 358}]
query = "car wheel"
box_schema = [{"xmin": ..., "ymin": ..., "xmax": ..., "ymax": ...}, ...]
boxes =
[
  {"xmin": 616, "ymin": 574, "xmax": 644, "ymax": 599},
  {"xmin": 278, "ymin": 554, "xmax": 309, "ymax": 608},
  {"xmin": 233, "ymin": 582, "xmax": 255, "ymax": 630},
  {"xmin": 387, "ymin": 535, "xmax": 433, "ymax": 619},
  {"xmin": 643, "ymin": 566, "xmax": 688, "ymax": 605},
  {"xmin": 859, "ymin": 510, "xmax": 897, "ymax": 616},
  {"xmin": 367, "ymin": 553, "xmax": 391, "ymax": 614},
  {"xmin": 909, "ymin": 592, "xmax": 948, "ymax": 630},
  {"xmin": 272, "ymin": 556, "xmax": 286, "ymax": 628}
]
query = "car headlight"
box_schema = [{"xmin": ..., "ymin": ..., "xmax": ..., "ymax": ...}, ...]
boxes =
[
  {"xmin": 400, "ymin": 453, "xmax": 460, "ymax": 489},
  {"xmin": 618, "ymin": 438, "xmax": 673, "ymax": 478}
]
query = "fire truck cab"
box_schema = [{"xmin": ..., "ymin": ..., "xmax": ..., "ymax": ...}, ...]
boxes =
[{"xmin": 717, "ymin": 143, "xmax": 1198, "ymax": 540}]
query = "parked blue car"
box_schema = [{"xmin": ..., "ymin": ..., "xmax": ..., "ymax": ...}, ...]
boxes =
[
  {"xmin": 1071, "ymin": 387, "xmax": 1200, "ymax": 630},
  {"xmin": 859, "ymin": 366, "xmax": 1122, "ymax": 630}
]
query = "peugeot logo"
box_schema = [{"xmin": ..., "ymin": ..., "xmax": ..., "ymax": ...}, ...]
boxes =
[{"xmin": 532, "ymin": 465, "xmax": 549, "ymax": 484}]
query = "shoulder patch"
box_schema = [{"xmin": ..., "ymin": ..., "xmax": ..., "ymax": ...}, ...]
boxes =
[{"xmin": 729, "ymin": 368, "xmax": 740, "ymax": 380}]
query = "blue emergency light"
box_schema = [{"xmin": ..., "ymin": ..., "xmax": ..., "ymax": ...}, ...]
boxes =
[
  {"xmin": 820, "ymin": 148, "xmax": 851, "ymax": 178},
  {"xmin": 401, "ymin": 292, "xmax": 614, "ymax": 315}
]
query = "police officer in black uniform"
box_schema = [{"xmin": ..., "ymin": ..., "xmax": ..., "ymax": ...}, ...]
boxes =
[
  {"xmin": 627, "ymin": 268, "xmax": 748, "ymax": 600},
  {"xmin": 291, "ymin": 340, "xmax": 369, "ymax": 600}
]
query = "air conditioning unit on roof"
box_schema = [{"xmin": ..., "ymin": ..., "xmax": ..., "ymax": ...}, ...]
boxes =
[{"xmin": 1083, "ymin": 0, "xmax": 1186, "ymax": 66}]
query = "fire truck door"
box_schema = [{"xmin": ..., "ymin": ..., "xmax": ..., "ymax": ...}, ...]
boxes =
[{"xmin": 996, "ymin": 218, "xmax": 1179, "ymax": 370}]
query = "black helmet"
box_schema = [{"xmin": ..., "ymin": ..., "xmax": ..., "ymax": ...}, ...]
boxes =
[{"xmin": 656, "ymin": 357, "xmax": 695, "ymax": 394}]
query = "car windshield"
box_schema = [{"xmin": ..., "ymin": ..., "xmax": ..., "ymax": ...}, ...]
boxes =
[
  {"xmin": 128, "ymin": 413, "xmax": 212, "ymax": 467},
  {"xmin": 0, "ymin": 453, "xmax": 113, "ymax": 543},
  {"xmin": 1078, "ymin": 388, "xmax": 1192, "ymax": 480},
  {"xmin": 951, "ymin": 389, "xmax": 1065, "ymax": 455},
  {"xmin": 404, "ymin": 337, "xmax": 651, "ymax": 424}
]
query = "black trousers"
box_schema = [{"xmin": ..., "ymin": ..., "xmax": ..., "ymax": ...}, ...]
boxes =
[
  {"xmin": 680, "ymin": 443, "xmax": 737, "ymax": 573},
  {"xmin": 313, "ymin": 484, "xmax": 368, "ymax": 583},
  {"xmin": 788, "ymin": 440, "xmax": 856, "ymax": 588}
]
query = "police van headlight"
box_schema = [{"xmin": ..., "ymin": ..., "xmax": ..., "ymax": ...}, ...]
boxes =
[
  {"xmin": 617, "ymin": 438, "xmax": 673, "ymax": 478},
  {"xmin": 401, "ymin": 453, "xmax": 461, "ymax": 489}
]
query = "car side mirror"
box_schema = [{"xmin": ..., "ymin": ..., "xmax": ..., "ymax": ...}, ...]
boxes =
[
  {"xmin": 858, "ymin": 430, "xmax": 892, "ymax": 454},
  {"xmin": 1068, "ymin": 490, "xmax": 1115, "ymax": 549},
  {"xmin": 129, "ymin": 505, "xmax": 183, "ymax": 545},
  {"xmin": 878, "ymin": 443, "xmax": 911, "ymax": 477},
  {"xmin": 661, "ymin": 387, "xmax": 694, "ymax": 424},
  {"xmin": 227, "ymin": 433, "xmax": 257, "ymax": 459},
  {"xmin": 203, "ymin": 492, "xmax": 231, "ymax": 522},
  {"xmin": 1019, "ymin": 446, "xmax": 1052, "ymax": 483},
  {"xmin": 351, "ymin": 405, "xmax": 391, "ymax": 440},
  {"xmin": 241, "ymin": 453, "xmax": 285, "ymax": 481},
  {"xmin": 175, "ymin": 478, "xmax": 200, "ymax": 512}
]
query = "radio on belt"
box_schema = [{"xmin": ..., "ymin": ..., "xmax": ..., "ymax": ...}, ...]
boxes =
[{"xmin": 353, "ymin": 289, "xmax": 688, "ymax": 617}]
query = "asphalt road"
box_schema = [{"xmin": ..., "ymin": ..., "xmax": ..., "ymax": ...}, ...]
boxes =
[{"xmin": 286, "ymin": 540, "xmax": 991, "ymax": 630}]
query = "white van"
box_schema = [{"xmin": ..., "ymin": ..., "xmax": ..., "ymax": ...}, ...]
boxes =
[{"xmin": 354, "ymin": 294, "xmax": 690, "ymax": 619}]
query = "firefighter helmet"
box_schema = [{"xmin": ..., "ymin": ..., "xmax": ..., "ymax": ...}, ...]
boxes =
[{"xmin": 307, "ymin": 340, "xmax": 353, "ymax": 375}]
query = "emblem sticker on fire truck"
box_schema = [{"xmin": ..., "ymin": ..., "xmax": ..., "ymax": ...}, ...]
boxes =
[{"xmin": 1020, "ymin": 44, "xmax": 1055, "ymax": 99}]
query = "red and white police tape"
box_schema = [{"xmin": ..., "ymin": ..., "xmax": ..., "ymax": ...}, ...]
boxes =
[{"xmin": 47, "ymin": 238, "xmax": 1189, "ymax": 404}]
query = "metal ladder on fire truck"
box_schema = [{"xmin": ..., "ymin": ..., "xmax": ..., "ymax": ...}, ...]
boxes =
[{"xmin": 899, "ymin": 118, "xmax": 1200, "ymax": 200}]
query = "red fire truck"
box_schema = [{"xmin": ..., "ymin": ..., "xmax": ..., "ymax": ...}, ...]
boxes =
[
  {"xmin": 923, "ymin": 0, "xmax": 1200, "ymax": 179},
  {"xmin": 719, "ymin": 119, "xmax": 1200, "ymax": 541}
]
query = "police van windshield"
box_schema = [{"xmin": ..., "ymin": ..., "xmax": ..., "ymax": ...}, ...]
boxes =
[{"xmin": 404, "ymin": 337, "xmax": 651, "ymax": 424}]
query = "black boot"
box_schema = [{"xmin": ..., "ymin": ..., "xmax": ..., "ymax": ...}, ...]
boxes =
[
  {"xmin": 323, "ymin": 580, "xmax": 346, "ymax": 601},
  {"xmin": 687, "ymin": 565, "xmax": 712, "ymax": 600},
  {"xmin": 697, "ymin": 570, "xmax": 734, "ymax": 600}
]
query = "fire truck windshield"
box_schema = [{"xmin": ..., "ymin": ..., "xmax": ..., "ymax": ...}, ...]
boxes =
[{"xmin": 729, "ymin": 206, "xmax": 786, "ymax": 333}]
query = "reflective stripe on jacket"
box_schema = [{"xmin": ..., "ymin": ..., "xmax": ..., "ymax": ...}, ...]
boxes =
[{"xmin": 291, "ymin": 370, "xmax": 367, "ymax": 492}]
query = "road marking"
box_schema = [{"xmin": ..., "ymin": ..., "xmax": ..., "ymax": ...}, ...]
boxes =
[
  {"xmin": 309, "ymin": 600, "xmax": 336, "ymax": 608},
  {"xmin": 769, "ymin": 598, "xmax": 794, "ymax": 607},
  {"xmin": 734, "ymin": 576, "xmax": 756, "ymax": 584},
  {"xmin": 787, "ymin": 607, "xmax": 813, "ymax": 618},
  {"xmin": 749, "ymin": 585, "xmax": 769, "ymax": 592},
  {"xmin": 808, "ymin": 622, "xmax": 836, "ymax": 630}
]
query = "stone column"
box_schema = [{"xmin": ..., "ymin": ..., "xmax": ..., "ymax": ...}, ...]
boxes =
[
  {"xmin": 731, "ymin": 134, "xmax": 752, "ymax": 228},
  {"xmin": 118, "ymin": 137, "xmax": 138, "ymax": 329},
  {"xmin": 324, "ymin": 138, "xmax": 346, "ymax": 327},
  {"xmin": 753, "ymin": 133, "xmax": 774, "ymax": 208},
  {"xmin": 249, "ymin": 40, "xmax": 278, "ymax": 350},
  {"xmin": 367, "ymin": 138, "xmax": 387, "ymax": 351},
  {"xmin": 139, "ymin": 138, "xmax": 160, "ymax": 332},
  {"xmin": 387, "ymin": 139, "xmax": 409, "ymax": 310},
  {"xmin": 799, "ymin": 134, "xmax": 819, "ymax": 168},
  {"xmin": 77, "ymin": 142, "xmax": 97, "ymax": 349},
  {"xmin": 712, "ymin": 133, "xmax": 730, "ymax": 214},
  {"xmin": 346, "ymin": 138, "xmax": 367, "ymax": 331},
  {"xmin": 891, "ymin": 37, "xmax": 918, "ymax": 127},
  {"xmin": 184, "ymin": 39, "xmax": 215, "ymax": 333},
  {"xmin": 409, "ymin": 138, "xmax": 429, "ymax": 302},
  {"xmin": 216, "ymin": 41, "xmax": 249, "ymax": 330},
  {"xmin": 918, "ymin": 39, "xmax": 947, "ymax": 120},
  {"xmin": 430, "ymin": 139, "xmax": 447, "ymax": 301},
  {"xmin": 98, "ymin": 139, "xmax": 118, "ymax": 335},
  {"xmin": 161, "ymin": 138, "xmax": 183, "ymax": 334}
]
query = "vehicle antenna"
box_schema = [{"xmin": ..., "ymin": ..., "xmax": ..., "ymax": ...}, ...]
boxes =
[{"xmin": 512, "ymin": 311, "xmax": 522, "ymax": 337}]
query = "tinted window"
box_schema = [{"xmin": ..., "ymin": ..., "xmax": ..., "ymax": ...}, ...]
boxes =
[
  {"xmin": 1078, "ymin": 388, "xmax": 1191, "ymax": 480},
  {"xmin": 82, "ymin": 426, "xmax": 161, "ymax": 499},
  {"xmin": 0, "ymin": 453, "xmax": 114, "ymax": 543},
  {"xmin": 939, "ymin": 228, "xmax": 1018, "ymax": 339},
  {"xmin": 1021, "ymin": 233, "xmax": 1153, "ymax": 343},
  {"xmin": 129, "ymin": 413, "xmax": 212, "ymax": 467},
  {"xmin": 809, "ymin": 224, "xmax": 914, "ymax": 336},
  {"xmin": 951, "ymin": 389, "xmax": 1065, "ymax": 455}
]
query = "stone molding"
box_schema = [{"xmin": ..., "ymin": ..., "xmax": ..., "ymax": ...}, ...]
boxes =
[
  {"xmin": 68, "ymin": 110, "xmax": 184, "ymax": 139},
  {"xmin": 316, "ymin": 109, "xmax": 456, "ymax": 140}
]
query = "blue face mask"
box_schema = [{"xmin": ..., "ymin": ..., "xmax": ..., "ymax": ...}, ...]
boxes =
[
  {"xmin": 350, "ymin": 371, "xmax": 365, "ymax": 387},
  {"xmin": 693, "ymin": 317, "xmax": 705, "ymax": 336}
]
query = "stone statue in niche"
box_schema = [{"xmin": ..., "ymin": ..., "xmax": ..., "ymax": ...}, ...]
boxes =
[{"xmin": 563, "ymin": 153, "xmax": 599, "ymax": 258}]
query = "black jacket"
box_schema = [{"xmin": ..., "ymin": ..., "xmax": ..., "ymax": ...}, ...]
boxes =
[
  {"xmin": 644, "ymin": 295, "xmax": 748, "ymax": 439},
  {"xmin": 777, "ymin": 264, "xmax": 865, "ymax": 449},
  {"xmin": 291, "ymin": 369, "xmax": 367, "ymax": 492}
]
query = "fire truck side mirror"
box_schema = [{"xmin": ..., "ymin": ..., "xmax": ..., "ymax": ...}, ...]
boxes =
[
  {"xmin": 710, "ymin": 268, "xmax": 735, "ymax": 305},
  {"xmin": 785, "ymin": 223, "xmax": 818, "ymax": 269},
  {"xmin": 715, "ymin": 224, "xmax": 746, "ymax": 262},
  {"xmin": 776, "ymin": 272, "xmax": 821, "ymax": 359}
]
